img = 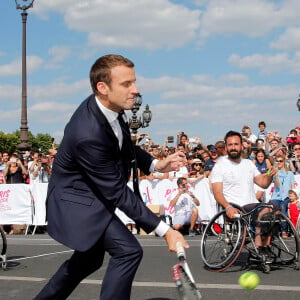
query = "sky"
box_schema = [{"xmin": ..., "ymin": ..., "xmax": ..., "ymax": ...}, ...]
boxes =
[{"xmin": 1, "ymin": 0, "xmax": 300, "ymax": 146}]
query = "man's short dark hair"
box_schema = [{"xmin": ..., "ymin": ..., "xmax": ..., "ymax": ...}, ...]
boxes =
[
  {"xmin": 177, "ymin": 177, "xmax": 186, "ymax": 186},
  {"xmin": 258, "ymin": 121, "xmax": 266, "ymax": 127},
  {"xmin": 224, "ymin": 131, "xmax": 242, "ymax": 144},
  {"xmin": 90, "ymin": 54, "xmax": 134, "ymax": 94}
]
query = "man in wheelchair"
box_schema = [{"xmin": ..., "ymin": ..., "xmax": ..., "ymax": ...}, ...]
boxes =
[{"xmin": 210, "ymin": 130, "xmax": 278, "ymax": 258}]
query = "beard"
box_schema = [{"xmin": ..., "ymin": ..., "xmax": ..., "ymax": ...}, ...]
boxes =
[{"xmin": 228, "ymin": 149, "xmax": 242, "ymax": 160}]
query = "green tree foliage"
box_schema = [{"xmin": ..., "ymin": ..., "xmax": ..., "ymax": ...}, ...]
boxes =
[{"xmin": 0, "ymin": 130, "xmax": 53, "ymax": 154}]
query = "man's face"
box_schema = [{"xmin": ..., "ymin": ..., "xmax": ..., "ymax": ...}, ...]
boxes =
[
  {"xmin": 259, "ymin": 124, "xmax": 265, "ymax": 132},
  {"xmin": 244, "ymin": 128, "xmax": 251, "ymax": 137},
  {"xmin": 177, "ymin": 145, "xmax": 185, "ymax": 152},
  {"xmin": 179, "ymin": 180, "xmax": 188, "ymax": 191},
  {"xmin": 2, "ymin": 153, "xmax": 9, "ymax": 162},
  {"xmin": 98, "ymin": 65, "xmax": 139, "ymax": 112},
  {"xmin": 226, "ymin": 136, "xmax": 243, "ymax": 160},
  {"xmin": 270, "ymin": 140, "xmax": 279, "ymax": 149},
  {"xmin": 293, "ymin": 145, "xmax": 300, "ymax": 157}
]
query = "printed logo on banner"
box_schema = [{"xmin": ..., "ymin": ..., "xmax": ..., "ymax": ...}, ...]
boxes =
[
  {"xmin": 0, "ymin": 189, "xmax": 11, "ymax": 211},
  {"xmin": 163, "ymin": 187, "xmax": 177, "ymax": 216}
]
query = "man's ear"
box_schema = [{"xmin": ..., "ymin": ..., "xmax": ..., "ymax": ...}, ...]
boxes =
[{"xmin": 96, "ymin": 81, "xmax": 109, "ymax": 95}]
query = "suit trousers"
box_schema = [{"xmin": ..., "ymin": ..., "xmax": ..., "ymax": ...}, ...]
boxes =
[{"xmin": 34, "ymin": 216, "xmax": 143, "ymax": 300}]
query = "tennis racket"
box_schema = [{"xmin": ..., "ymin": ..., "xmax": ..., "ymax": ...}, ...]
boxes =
[{"xmin": 171, "ymin": 242, "xmax": 202, "ymax": 300}]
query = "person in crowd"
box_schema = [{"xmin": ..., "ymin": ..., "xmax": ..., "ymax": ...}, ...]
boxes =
[
  {"xmin": 2, "ymin": 153, "xmax": 28, "ymax": 234},
  {"xmin": 170, "ymin": 177, "xmax": 200, "ymax": 237},
  {"xmin": 287, "ymin": 189, "xmax": 300, "ymax": 229},
  {"xmin": 34, "ymin": 54, "xmax": 188, "ymax": 300},
  {"xmin": 215, "ymin": 140, "xmax": 226, "ymax": 157},
  {"xmin": 144, "ymin": 145, "xmax": 169, "ymax": 180},
  {"xmin": 177, "ymin": 132, "xmax": 190, "ymax": 152},
  {"xmin": 270, "ymin": 155, "xmax": 296, "ymax": 238},
  {"xmin": 169, "ymin": 144, "xmax": 189, "ymax": 179},
  {"xmin": 0, "ymin": 152, "xmax": 9, "ymax": 172},
  {"xmin": 39, "ymin": 155, "xmax": 52, "ymax": 183},
  {"xmin": 286, "ymin": 129, "xmax": 300, "ymax": 145},
  {"xmin": 210, "ymin": 130, "xmax": 276, "ymax": 257},
  {"xmin": 3, "ymin": 154, "xmax": 28, "ymax": 184},
  {"xmin": 257, "ymin": 121, "xmax": 268, "ymax": 141},
  {"xmin": 200, "ymin": 150, "xmax": 216, "ymax": 177},
  {"xmin": 242, "ymin": 125, "xmax": 257, "ymax": 143},
  {"xmin": 185, "ymin": 153, "xmax": 195, "ymax": 173},
  {"xmin": 189, "ymin": 158, "xmax": 205, "ymax": 180},
  {"xmin": 28, "ymin": 152, "xmax": 43, "ymax": 184},
  {"xmin": 256, "ymin": 138, "xmax": 267, "ymax": 151},
  {"xmin": 253, "ymin": 149, "xmax": 272, "ymax": 174},
  {"xmin": 0, "ymin": 153, "xmax": 6, "ymax": 184},
  {"xmin": 290, "ymin": 143, "xmax": 300, "ymax": 174}
]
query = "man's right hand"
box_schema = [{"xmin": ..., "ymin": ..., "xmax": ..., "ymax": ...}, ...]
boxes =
[
  {"xmin": 225, "ymin": 206, "xmax": 240, "ymax": 219},
  {"xmin": 164, "ymin": 228, "xmax": 189, "ymax": 252}
]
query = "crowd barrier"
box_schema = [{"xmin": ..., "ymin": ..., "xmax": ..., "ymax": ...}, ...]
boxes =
[{"xmin": 1, "ymin": 175, "xmax": 300, "ymax": 227}]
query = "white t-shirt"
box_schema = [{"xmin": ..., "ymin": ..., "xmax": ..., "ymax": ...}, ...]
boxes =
[
  {"xmin": 210, "ymin": 157, "xmax": 260, "ymax": 206},
  {"xmin": 173, "ymin": 192, "xmax": 196, "ymax": 217}
]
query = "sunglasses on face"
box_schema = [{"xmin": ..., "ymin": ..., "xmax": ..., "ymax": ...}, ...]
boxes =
[
  {"xmin": 276, "ymin": 160, "xmax": 283, "ymax": 163},
  {"xmin": 194, "ymin": 163, "xmax": 202, "ymax": 166},
  {"xmin": 294, "ymin": 148, "xmax": 300, "ymax": 150}
]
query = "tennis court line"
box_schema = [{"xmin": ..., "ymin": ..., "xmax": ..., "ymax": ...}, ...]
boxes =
[{"xmin": 0, "ymin": 276, "xmax": 299, "ymax": 291}]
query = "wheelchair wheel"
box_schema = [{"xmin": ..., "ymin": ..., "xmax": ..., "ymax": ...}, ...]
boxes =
[
  {"xmin": 200, "ymin": 210, "xmax": 246, "ymax": 272},
  {"xmin": 269, "ymin": 212, "xmax": 300, "ymax": 269}
]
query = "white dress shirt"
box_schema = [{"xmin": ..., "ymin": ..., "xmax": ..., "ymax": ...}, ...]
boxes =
[{"xmin": 95, "ymin": 97, "xmax": 169, "ymax": 236}]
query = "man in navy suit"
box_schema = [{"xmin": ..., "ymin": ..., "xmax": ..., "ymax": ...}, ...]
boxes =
[{"xmin": 34, "ymin": 54, "xmax": 188, "ymax": 300}]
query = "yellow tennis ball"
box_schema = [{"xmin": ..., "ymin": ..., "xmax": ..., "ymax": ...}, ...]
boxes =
[{"xmin": 238, "ymin": 272, "xmax": 260, "ymax": 290}]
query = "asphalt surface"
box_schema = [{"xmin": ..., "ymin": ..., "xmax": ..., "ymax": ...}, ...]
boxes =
[{"xmin": 0, "ymin": 233, "xmax": 299, "ymax": 300}]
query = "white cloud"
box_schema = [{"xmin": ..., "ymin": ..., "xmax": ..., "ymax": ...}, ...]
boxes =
[
  {"xmin": 199, "ymin": 0, "xmax": 280, "ymax": 38},
  {"xmin": 228, "ymin": 53, "xmax": 300, "ymax": 74},
  {"xmin": 29, "ymin": 79, "xmax": 89, "ymax": 102},
  {"xmin": 48, "ymin": 45, "xmax": 71, "ymax": 63},
  {"xmin": 34, "ymin": 0, "xmax": 201, "ymax": 50},
  {"xmin": 271, "ymin": 27, "xmax": 300, "ymax": 51},
  {"xmin": 0, "ymin": 56, "xmax": 43, "ymax": 77}
]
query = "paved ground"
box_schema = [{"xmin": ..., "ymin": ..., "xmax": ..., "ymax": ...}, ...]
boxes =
[{"xmin": 0, "ymin": 233, "xmax": 299, "ymax": 299}]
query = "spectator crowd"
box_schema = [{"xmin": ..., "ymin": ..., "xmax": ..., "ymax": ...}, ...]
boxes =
[{"xmin": 1, "ymin": 121, "xmax": 300, "ymax": 236}]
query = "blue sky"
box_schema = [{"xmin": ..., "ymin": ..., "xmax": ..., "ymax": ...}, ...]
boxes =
[{"xmin": 1, "ymin": 0, "xmax": 300, "ymax": 146}]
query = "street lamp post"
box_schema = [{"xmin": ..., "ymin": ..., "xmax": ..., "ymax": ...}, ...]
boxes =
[
  {"xmin": 128, "ymin": 93, "xmax": 152, "ymax": 135},
  {"xmin": 15, "ymin": 0, "xmax": 35, "ymax": 152}
]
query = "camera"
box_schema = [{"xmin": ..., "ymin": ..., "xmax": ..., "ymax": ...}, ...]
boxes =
[
  {"xmin": 241, "ymin": 133, "xmax": 248, "ymax": 137},
  {"xmin": 251, "ymin": 143, "xmax": 258, "ymax": 152},
  {"xmin": 167, "ymin": 136, "xmax": 174, "ymax": 143},
  {"xmin": 181, "ymin": 183, "xmax": 186, "ymax": 188},
  {"xmin": 10, "ymin": 158, "xmax": 17, "ymax": 163}
]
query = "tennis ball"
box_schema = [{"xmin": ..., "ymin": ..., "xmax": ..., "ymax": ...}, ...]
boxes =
[{"xmin": 238, "ymin": 272, "xmax": 260, "ymax": 290}]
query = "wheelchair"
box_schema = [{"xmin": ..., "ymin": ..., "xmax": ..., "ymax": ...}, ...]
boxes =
[{"xmin": 200, "ymin": 203, "xmax": 300, "ymax": 273}]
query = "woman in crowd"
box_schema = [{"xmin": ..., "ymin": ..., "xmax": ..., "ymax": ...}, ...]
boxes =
[
  {"xmin": 189, "ymin": 158, "xmax": 205, "ymax": 180},
  {"xmin": 2, "ymin": 153, "xmax": 28, "ymax": 234},
  {"xmin": 3, "ymin": 154, "xmax": 28, "ymax": 184},
  {"xmin": 270, "ymin": 155, "xmax": 296, "ymax": 238},
  {"xmin": 253, "ymin": 149, "xmax": 272, "ymax": 174}
]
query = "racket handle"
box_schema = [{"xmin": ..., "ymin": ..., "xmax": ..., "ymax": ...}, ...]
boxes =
[{"xmin": 176, "ymin": 241, "xmax": 186, "ymax": 260}]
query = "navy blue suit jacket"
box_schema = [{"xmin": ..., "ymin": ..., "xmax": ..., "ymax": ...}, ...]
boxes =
[{"xmin": 46, "ymin": 94, "xmax": 160, "ymax": 251}]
